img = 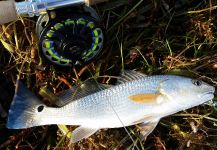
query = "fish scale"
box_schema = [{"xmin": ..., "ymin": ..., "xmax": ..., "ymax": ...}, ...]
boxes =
[{"xmin": 6, "ymin": 71, "xmax": 215, "ymax": 143}]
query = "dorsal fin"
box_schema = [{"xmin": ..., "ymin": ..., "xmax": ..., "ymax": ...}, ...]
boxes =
[
  {"xmin": 116, "ymin": 70, "xmax": 147, "ymax": 84},
  {"xmin": 55, "ymin": 80, "xmax": 111, "ymax": 107}
]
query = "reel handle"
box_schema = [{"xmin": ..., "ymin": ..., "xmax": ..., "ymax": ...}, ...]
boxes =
[{"xmin": 0, "ymin": 0, "xmax": 107, "ymax": 25}]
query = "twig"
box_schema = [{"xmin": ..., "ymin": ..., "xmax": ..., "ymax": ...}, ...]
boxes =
[{"xmin": 58, "ymin": 76, "xmax": 72, "ymax": 88}]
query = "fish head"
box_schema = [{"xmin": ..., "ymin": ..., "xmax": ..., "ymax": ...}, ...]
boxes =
[{"xmin": 160, "ymin": 76, "xmax": 215, "ymax": 108}]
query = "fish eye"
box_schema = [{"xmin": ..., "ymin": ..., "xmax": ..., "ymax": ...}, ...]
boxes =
[
  {"xmin": 37, "ymin": 105, "xmax": 44, "ymax": 112},
  {"xmin": 192, "ymin": 79, "xmax": 202, "ymax": 86}
]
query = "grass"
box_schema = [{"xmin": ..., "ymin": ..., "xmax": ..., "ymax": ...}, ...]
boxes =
[{"xmin": 0, "ymin": 0, "xmax": 217, "ymax": 149}]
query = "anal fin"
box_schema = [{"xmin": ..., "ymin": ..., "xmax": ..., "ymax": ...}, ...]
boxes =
[
  {"xmin": 137, "ymin": 119, "xmax": 160, "ymax": 141},
  {"xmin": 71, "ymin": 126, "xmax": 99, "ymax": 143}
]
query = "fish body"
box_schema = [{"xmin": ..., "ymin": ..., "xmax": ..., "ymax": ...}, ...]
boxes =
[{"xmin": 7, "ymin": 71, "xmax": 215, "ymax": 143}]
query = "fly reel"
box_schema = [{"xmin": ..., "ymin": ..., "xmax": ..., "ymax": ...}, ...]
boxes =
[{"xmin": 36, "ymin": 5, "xmax": 104, "ymax": 66}]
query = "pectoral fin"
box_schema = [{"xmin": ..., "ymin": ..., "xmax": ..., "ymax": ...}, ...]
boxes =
[
  {"xmin": 137, "ymin": 119, "xmax": 160, "ymax": 141},
  {"xmin": 71, "ymin": 126, "xmax": 99, "ymax": 143},
  {"xmin": 128, "ymin": 93, "xmax": 162, "ymax": 104}
]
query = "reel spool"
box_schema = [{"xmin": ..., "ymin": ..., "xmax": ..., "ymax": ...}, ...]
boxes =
[{"xmin": 36, "ymin": 5, "xmax": 104, "ymax": 66}]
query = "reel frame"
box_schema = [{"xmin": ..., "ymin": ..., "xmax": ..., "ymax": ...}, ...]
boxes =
[{"xmin": 36, "ymin": 5, "xmax": 104, "ymax": 67}]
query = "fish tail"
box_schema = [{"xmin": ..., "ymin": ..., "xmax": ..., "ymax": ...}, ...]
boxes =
[{"xmin": 7, "ymin": 81, "xmax": 44, "ymax": 129}]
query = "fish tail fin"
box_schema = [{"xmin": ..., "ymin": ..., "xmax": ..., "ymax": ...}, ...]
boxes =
[{"xmin": 7, "ymin": 81, "xmax": 44, "ymax": 129}]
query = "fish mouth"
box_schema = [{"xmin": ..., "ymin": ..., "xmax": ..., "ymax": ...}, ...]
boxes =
[{"xmin": 202, "ymin": 91, "xmax": 215, "ymax": 100}]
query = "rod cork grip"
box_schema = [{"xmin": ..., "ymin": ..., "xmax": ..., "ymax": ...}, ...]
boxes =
[
  {"xmin": 0, "ymin": 1, "xmax": 18, "ymax": 25},
  {"xmin": 85, "ymin": 0, "xmax": 108, "ymax": 6}
]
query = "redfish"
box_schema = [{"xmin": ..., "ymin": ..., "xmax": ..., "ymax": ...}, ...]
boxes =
[{"xmin": 7, "ymin": 71, "xmax": 215, "ymax": 143}]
